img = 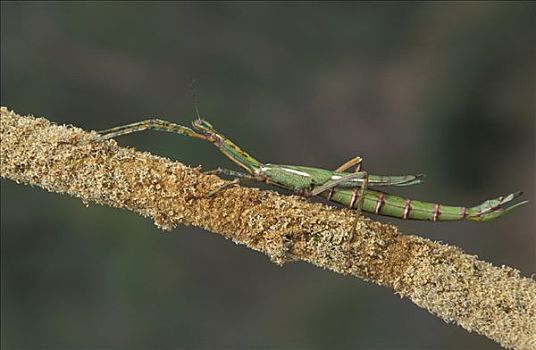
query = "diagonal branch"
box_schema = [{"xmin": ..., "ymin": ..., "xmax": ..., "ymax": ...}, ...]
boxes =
[{"xmin": 1, "ymin": 106, "xmax": 534, "ymax": 350}]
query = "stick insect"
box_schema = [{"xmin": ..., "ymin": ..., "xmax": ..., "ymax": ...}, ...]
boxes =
[{"xmin": 95, "ymin": 117, "xmax": 527, "ymax": 223}]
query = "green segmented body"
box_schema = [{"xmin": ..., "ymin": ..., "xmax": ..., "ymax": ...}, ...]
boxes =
[
  {"xmin": 327, "ymin": 188, "xmax": 524, "ymax": 222},
  {"xmin": 251, "ymin": 164, "xmax": 523, "ymax": 222},
  {"xmin": 96, "ymin": 118, "xmax": 527, "ymax": 222}
]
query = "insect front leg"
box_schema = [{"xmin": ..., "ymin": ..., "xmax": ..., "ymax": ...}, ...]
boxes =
[{"xmin": 94, "ymin": 119, "xmax": 204, "ymax": 141}]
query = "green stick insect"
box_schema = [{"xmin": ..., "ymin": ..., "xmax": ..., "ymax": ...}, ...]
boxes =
[{"xmin": 95, "ymin": 117, "xmax": 527, "ymax": 223}]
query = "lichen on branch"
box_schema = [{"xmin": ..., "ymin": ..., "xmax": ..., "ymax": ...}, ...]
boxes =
[{"xmin": 1, "ymin": 106, "xmax": 534, "ymax": 350}]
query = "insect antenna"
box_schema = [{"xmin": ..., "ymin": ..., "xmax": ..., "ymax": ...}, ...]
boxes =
[{"xmin": 189, "ymin": 78, "xmax": 202, "ymax": 120}]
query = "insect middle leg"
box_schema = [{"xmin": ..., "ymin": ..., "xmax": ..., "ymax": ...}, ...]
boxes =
[
  {"xmin": 309, "ymin": 155, "xmax": 365, "ymax": 198},
  {"xmin": 331, "ymin": 154, "xmax": 368, "ymax": 223},
  {"xmin": 309, "ymin": 171, "xmax": 367, "ymax": 196},
  {"xmin": 335, "ymin": 156, "xmax": 363, "ymax": 172},
  {"xmin": 204, "ymin": 168, "xmax": 266, "ymax": 197}
]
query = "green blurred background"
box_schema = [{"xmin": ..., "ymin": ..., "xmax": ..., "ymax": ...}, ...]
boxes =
[{"xmin": 1, "ymin": 2, "xmax": 534, "ymax": 349}]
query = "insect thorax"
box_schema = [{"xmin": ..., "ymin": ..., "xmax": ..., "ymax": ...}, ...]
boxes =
[{"xmin": 261, "ymin": 164, "xmax": 333, "ymax": 191}]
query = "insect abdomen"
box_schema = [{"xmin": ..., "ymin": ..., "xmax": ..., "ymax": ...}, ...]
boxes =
[
  {"xmin": 326, "ymin": 188, "xmax": 524, "ymax": 221},
  {"xmin": 361, "ymin": 190, "xmax": 464, "ymax": 221}
]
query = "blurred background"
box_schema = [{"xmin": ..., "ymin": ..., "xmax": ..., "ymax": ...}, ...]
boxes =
[{"xmin": 1, "ymin": 2, "xmax": 534, "ymax": 349}]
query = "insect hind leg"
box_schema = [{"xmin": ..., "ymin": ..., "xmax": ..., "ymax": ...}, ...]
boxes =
[
  {"xmin": 346, "ymin": 170, "xmax": 369, "ymax": 271},
  {"xmin": 335, "ymin": 156, "xmax": 363, "ymax": 172}
]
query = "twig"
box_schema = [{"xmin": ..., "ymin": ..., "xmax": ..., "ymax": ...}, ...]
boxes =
[{"xmin": 1, "ymin": 106, "xmax": 534, "ymax": 350}]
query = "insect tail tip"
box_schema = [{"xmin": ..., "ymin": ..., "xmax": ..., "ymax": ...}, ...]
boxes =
[
  {"xmin": 416, "ymin": 173, "xmax": 426, "ymax": 181},
  {"xmin": 512, "ymin": 190, "xmax": 523, "ymax": 198}
]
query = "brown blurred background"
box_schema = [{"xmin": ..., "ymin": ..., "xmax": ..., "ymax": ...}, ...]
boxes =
[{"xmin": 1, "ymin": 2, "xmax": 534, "ymax": 349}]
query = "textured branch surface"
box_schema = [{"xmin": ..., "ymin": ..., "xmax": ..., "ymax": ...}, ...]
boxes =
[{"xmin": 1, "ymin": 106, "xmax": 535, "ymax": 350}]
